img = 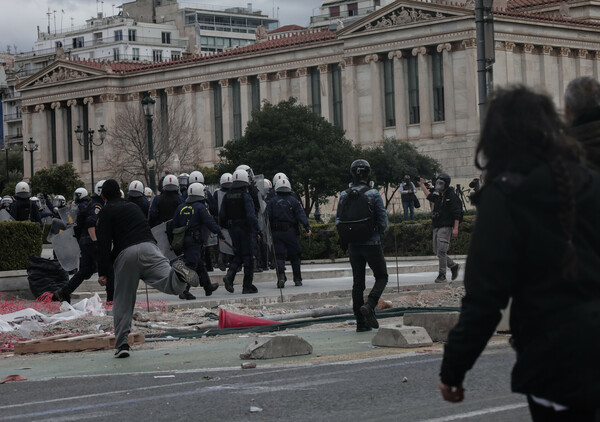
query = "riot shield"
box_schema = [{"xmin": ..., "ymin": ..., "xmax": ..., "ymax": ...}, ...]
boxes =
[
  {"xmin": 0, "ymin": 209, "xmax": 14, "ymax": 222},
  {"xmin": 206, "ymin": 232, "xmax": 218, "ymax": 247},
  {"xmin": 151, "ymin": 221, "xmax": 177, "ymax": 261},
  {"xmin": 51, "ymin": 227, "xmax": 80, "ymax": 272},
  {"xmin": 218, "ymin": 229, "xmax": 234, "ymax": 255},
  {"xmin": 254, "ymin": 174, "xmax": 267, "ymax": 197},
  {"xmin": 46, "ymin": 218, "xmax": 67, "ymax": 243},
  {"xmin": 257, "ymin": 195, "xmax": 268, "ymax": 232},
  {"xmin": 58, "ymin": 205, "xmax": 78, "ymax": 227}
]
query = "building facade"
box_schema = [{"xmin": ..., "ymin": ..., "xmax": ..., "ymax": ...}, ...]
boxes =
[{"xmin": 14, "ymin": 0, "xmax": 600, "ymax": 196}]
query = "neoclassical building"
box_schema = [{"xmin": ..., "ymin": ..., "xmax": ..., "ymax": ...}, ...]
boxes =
[{"xmin": 15, "ymin": 0, "xmax": 600, "ymax": 191}]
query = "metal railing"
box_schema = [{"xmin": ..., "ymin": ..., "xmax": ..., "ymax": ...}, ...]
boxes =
[{"xmin": 3, "ymin": 112, "xmax": 22, "ymax": 121}]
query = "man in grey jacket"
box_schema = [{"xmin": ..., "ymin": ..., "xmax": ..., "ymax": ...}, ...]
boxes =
[{"xmin": 336, "ymin": 159, "xmax": 389, "ymax": 332}]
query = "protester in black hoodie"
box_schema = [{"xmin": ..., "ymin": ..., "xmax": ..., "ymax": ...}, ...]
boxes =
[{"xmin": 439, "ymin": 86, "xmax": 600, "ymax": 421}]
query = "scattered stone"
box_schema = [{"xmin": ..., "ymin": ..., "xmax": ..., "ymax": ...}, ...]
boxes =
[
  {"xmin": 240, "ymin": 334, "xmax": 313, "ymax": 359},
  {"xmin": 250, "ymin": 406, "xmax": 263, "ymax": 413},
  {"xmin": 241, "ymin": 362, "xmax": 257, "ymax": 369},
  {"xmin": 403, "ymin": 312, "xmax": 460, "ymax": 342},
  {"xmin": 371, "ymin": 325, "xmax": 433, "ymax": 348},
  {"xmin": 402, "ymin": 377, "xmax": 408, "ymax": 383}
]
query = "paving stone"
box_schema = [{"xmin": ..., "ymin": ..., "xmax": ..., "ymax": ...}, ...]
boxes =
[
  {"xmin": 403, "ymin": 312, "xmax": 460, "ymax": 342},
  {"xmin": 371, "ymin": 325, "xmax": 433, "ymax": 348},
  {"xmin": 240, "ymin": 334, "xmax": 313, "ymax": 359}
]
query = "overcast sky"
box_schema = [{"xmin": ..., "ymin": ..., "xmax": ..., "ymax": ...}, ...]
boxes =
[{"xmin": 0, "ymin": 0, "xmax": 324, "ymax": 54}]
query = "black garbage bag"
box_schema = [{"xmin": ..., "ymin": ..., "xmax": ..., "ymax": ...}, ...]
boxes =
[{"xmin": 27, "ymin": 255, "xmax": 69, "ymax": 298}]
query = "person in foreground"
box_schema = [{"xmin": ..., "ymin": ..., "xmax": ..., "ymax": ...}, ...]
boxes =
[
  {"xmin": 439, "ymin": 86, "xmax": 600, "ymax": 421},
  {"xmin": 96, "ymin": 179, "xmax": 200, "ymax": 358}
]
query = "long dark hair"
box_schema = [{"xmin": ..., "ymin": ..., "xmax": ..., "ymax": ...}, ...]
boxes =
[{"xmin": 475, "ymin": 86, "xmax": 581, "ymax": 279}]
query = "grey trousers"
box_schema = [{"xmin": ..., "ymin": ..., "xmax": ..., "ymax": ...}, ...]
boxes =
[
  {"xmin": 113, "ymin": 242, "xmax": 187, "ymax": 348},
  {"xmin": 433, "ymin": 226, "xmax": 456, "ymax": 277}
]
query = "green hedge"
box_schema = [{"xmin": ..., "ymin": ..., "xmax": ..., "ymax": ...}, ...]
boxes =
[
  {"xmin": 0, "ymin": 222, "xmax": 43, "ymax": 271},
  {"xmin": 299, "ymin": 216, "xmax": 475, "ymax": 260}
]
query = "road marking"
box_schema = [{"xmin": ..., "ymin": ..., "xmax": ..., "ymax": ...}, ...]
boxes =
[{"xmin": 416, "ymin": 403, "xmax": 528, "ymax": 422}]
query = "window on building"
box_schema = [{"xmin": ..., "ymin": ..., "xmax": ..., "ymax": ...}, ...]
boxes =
[
  {"xmin": 213, "ymin": 82, "xmax": 223, "ymax": 147},
  {"xmin": 348, "ymin": 3, "xmax": 359, "ymax": 16},
  {"xmin": 407, "ymin": 55, "xmax": 420, "ymax": 124},
  {"xmin": 72, "ymin": 37, "xmax": 84, "ymax": 49},
  {"xmin": 128, "ymin": 29, "xmax": 136, "ymax": 42},
  {"xmin": 55, "ymin": 41, "xmax": 63, "ymax": 48},
  {"xmin": 232, "ymin": 79, "xmax": 242, "ymax": 139},
  {"xmin": 113, "ymin": 48, "xmax": 120, "ymax": 61},
  {"xmin": 432, "ymin": 50, "xmax": 445, "ymax": 122},
  {"xmin": 331, "ymin": 64, "xmax": 344, "ymax": 129},
  {"xmin": 114, "ymin": 30, "xmax": 123, "ymax": 41},
  {"xmin": 384, "ymin": 57, "xmax": 395, "ymax": 127},
  {"xmin": 132, "ymin": 48, "xmax": 140, "ymax": 61},
  {"xmin": 330, "ymin": 6, "xmax": 340, "ymax": 17},
  {"xmin": 250, "ymin": 76, "xmax": 260, "ymax": 111},
  {"xmin": 66, "ymin": 107, "xmax": 73, "ymax": 162},
  {"xmin": 153, "ymin": 50, "xmax": 163, "ymax": 62},
  {"xmin": 171, "ymin": 52, "xmax": 180, "ymax": 61},
  {"xmin": 161, "ymin": 32, "xmax": 171, "ymax": 44},
  {"xmin": 50, "ymin": 109, "xmax": 57, "ymax": 164},
  {"xmin": 310, "ymin": 67, "xmax": 321, "ymax": 116}
]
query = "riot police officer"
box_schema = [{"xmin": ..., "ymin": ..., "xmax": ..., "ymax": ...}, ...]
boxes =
[
  {"xmin": 267, "ymin": 178, "xmax": 311, "ymax": 287},
  {"xmin": 173, "ymin": 183, "xmax": 223, "ymax": 300},
  {"xmin": 215, "ymin": 172, "xmax": 233, "ymax": 271},
  {"xmin": 179, "ymin": 173, "xmax": 190, "ymax": 199},
  {"xmin": 10, "ymin": 182, "xmax": 41, "ymax": 223},
  {"xmin": 219, "ymin": 169, "xmax": 259, "ymax": 294},
  {"xmin": 149, "ymin": 174, "xmax": 183, "ymax": 227},
  {"xmin": 144, "ymin": 187, "xmax": 153, "ymax": 201},
  {"xmin": 127, "ymin": 180, "xmax": 149, "ymax": 218},
  {"xmin": 189, "ymin": 170, "xmax": 217, "ymax": 270},
  {"xmin": 1, "ymin": 195, "xmax": 13, "ymax": 212}
]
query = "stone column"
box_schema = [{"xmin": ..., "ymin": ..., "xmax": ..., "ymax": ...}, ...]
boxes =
[
  {"xmin": 389, "ymin": 51, "xmax": 407, "ymax": 139},
  {"xmin": 219, "ymin": 79, "xmax": 232, "ymax": 144},
  {"xmin": 462, "ymin": 39, "xmax": 479, "ymax": 132},
  {"xmin": 594, "ymin": 51, "xmax": 600, "ymax": 81},
  {"xmin": 277, "ymin": 70, "xmax": 290, "ymax": 102},
  {"xmin": 504, "ymin": 42, "xmax": 516, "ymax": 84},
  {"xmin": 318, "ymin": 64, "xmax": 331, "ymax": 122},
  {"xmin": 98, "ymin": 94, "xmax": 117, "ymax": 178},
  {"xmin": 365, "ymin": 53, "xmax": 383, "ymax": 143},
  {"xmin": 51, "ymin": 102, "xmax": 64, "ymax": 164},
  {"xmin": 34, "ymin": 104, "xmax": 47, "ymax": 173},
  {"xmin": 258, "ymin": 73, "xmax": 270, "ymax": 104},
  {"xmin": 341, "ymin": 57, "xmax": 359, "ymax": 142},
  {"xmin": 238, "ymin": 76, "xmax": 251, "ymax": 132},
  {"xmin": 413, "ymin": 46, "xmax": 432, "ymax": 138},
  {"xmin": 541, "ymin": 46, "xmax": 558, "ymax": 103},
  {"xmin": 67, "ymin": 100, "xmax": 82, "ymax": 172},
  {"xmin": 521, "ymin": 43, "xmax": 535, "ymax": 85},
  {"xmin": 200, "ymin": 82, "xmax": 215, "ymax": 163},
  {"xmin": 296, "ymin": 68, "xmax": 310, "ymax": 106},
  {"xmin": 576, "ymin": 49, "xmax": 589, "ymax": 77},
  {"xmin": 558, "ymin": 47, "xmax": 572, "ymax": 107},
  {"xmin": 438, "ymin": 43, "xmax": 456, "ymax": 135}
]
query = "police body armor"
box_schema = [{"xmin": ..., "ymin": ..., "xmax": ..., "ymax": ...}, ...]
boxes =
[
  {"xmin": 158, "ymin": 192, "xmax": 181, "ymax": 223},
  {"xmin": 74, "ymin": 199, "xmax": 92, "ymax": 240},
  {"xmin": 15, "ymin": 199, "xmax": 32, "ymax": 222},
  {"xmin": 224, "ymin": 191, "xmax": 246, "ymax": 223}
]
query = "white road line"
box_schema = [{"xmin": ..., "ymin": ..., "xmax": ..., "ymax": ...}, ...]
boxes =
[{"xmin": 416, "ymin": 403, "xmax": 528, "ymax": 422}]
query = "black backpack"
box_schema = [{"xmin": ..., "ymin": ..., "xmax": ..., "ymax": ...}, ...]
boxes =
[{"xmin": 336, "ymin": 185, "xmax": 375, "ymax": 244}]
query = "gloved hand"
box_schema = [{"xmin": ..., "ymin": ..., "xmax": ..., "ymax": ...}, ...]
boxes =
[{"xmin": 218, "ymin": 232, "xmax": 226, "ymax": 241}]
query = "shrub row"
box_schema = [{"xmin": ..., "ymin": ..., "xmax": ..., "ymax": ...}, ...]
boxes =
[{"xmin": 0, "ymin": 222, "xmax": 43, "ymax": 271}]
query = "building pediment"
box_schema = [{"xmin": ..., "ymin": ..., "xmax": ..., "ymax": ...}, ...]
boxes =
[
  {"xmin": 17, "ymin": 60, "xmax": 110, "ymax": 90},
  {"xmin": 338, "ymin": 0, "xmax": 472, "ymax": 36}
]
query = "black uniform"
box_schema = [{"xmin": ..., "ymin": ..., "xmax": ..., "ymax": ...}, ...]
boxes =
[{"xmin": 10, "ymin": 197, "xmax": 41, "ymax": 223}]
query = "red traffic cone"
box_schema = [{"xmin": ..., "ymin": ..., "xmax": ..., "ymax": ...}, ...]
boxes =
[{"xmin": 218, "ymin": 308, "xmax": 279, "ymax": 329}]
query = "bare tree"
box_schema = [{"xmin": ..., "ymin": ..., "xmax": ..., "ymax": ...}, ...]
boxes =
[{"xmin": 106, "ymin": 95, "xmax": 200, "ymax": 187}]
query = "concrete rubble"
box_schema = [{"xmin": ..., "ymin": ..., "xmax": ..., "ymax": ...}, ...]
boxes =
[
  {"xmin": 371, "ymin": 325, "xmax": 433, "ymax": 348},
  {"xmin": 403, "ymin": 312, "xmax": 460, "ymax": 342},
  {"xmin": 240, "ymin": 334, "xmax": 313, "ymax": 359}
]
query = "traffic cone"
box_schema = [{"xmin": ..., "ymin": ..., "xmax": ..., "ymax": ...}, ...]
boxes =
[{"xmin": 218, "ymin": 308, "xmax": 279, "ymax": 329}]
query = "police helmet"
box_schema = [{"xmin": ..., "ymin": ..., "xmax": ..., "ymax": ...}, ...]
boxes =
[
  {"xmin": 30, "ymin": 197, "xmax": 41, "ymax": 209},
  {"xmin": 232, "ymin": 169, "xmax": 250, "ymax": 188},
  {"xmin": 144, "ymin": 187, "xmax": 153, "ymax": 198},
  {"xmin": 275, "ymin": 178, "xmax": 292, "ymax": 193},
  {"xmin": 15, "ymin": 181, "xmax": 30, "ymax": 199},
  {"xmin": 74, "ymin": 187, "xmax": 89, "ymax": 203},
  {"xmin": 186, "ymin": 183, "xmax": 206, "ymax": 203},
  {"xmin": 162, "ymin": 174, "xmax": 179, "ymax": 192},
  {"xmin": 272, "ymin": 172, "xmax": 287, "ymax": 186},
  {"xmin": 189, "ymin": 171, "xmax": 204, "ymax": 184},
  {"xmin": 264, "ymin": 179, "xmax": 273, "ymax": 190},
  {"xmin": 95, "ymin": 180, "xmax": 106, "ymax": 196},
  {"xmin": 350, "ymin": 159, "xmax": 371, "ymax": 182},
  {"xmin": 236, "ymin": 164, "xmax": 254, "ymax": 181},
  {"xmin": 178, "ymin": 173, "xmax": 190, "ymax": 187},
  {"xmin": 219, "ymin": 172, "xmax": 233, "ymax": 189},
  {"xmin": 1, "ymin": 196, "xmax": 13, "ymax": 206},
  {"xmin": 128, "ymin": 180, "xmax": 144, "ymax": 198},
  {"xmin": 52, "ymin": 195, "xmax": 66, "ymax": 208}
]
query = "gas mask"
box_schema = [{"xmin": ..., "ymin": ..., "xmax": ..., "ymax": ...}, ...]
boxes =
[{"xmin": 435, "ymin": 179, "xmax": 446, "ymax": 192}]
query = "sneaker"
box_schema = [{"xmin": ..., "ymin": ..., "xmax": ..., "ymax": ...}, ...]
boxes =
[
  {"xmin": 277, "ymin": 274, "xmax": 286, "ymax": 289},
  {"xmin": 450, "ymin": 264, "xmax": 460, "ymax": 281},
  {"xmin": 204, "ymin": 282, "xmax": 219, "ymax": 297},
  {"xmin": 178, "ymin": 290, "xmax": 196, "ymax": 300},
  {"xmin": 434, "ymin": 275, "xmax": 447, "ymax": 283},
  {"xmin": 173, "ymin": 260, "xmax": 200, "ymax": 287},
  {"xmin": 114, "ymin": 344, "xmax": 130, "ymax": 358},
  {"xmin": 360, "ymin": 303, "xmax": 379, "ymax": 329}
]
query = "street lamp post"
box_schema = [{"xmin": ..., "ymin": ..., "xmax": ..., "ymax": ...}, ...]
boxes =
[
  {"xmin": 24, "ymin": 138, "xmax": 39, "ymax": 178},
  {"xmin": 141, "ymin": 92, "xmax": 156, "ymax": 192},
  {"xmin": 75, "ymin": 124, "xmax": 107, "ymax": 190}
]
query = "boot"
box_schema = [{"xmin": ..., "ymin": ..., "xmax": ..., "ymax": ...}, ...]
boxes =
[
  {"xmin": 277, "ymin": 273, "xmax": 286, "ymax": 289},
  {"xmin": 293, "ymin": 273, "xmax": 303, "ymax": 286},
  {"xmin": 204, "ymin": 282, "xmax": 219, "ymax": 296},
  {"xmin": 253, "ymin": 257, "xmax": 263, "ymax": 273},
  {"xmin": 52, "ymin": 287, "xmax": 71, "ymax": 304},
  {"xmin": 450, "ymin": 264, "xmax": 460, "ymax": 281},
  {"xmin": 178, "ymin": 290, "xmax": 196, "ymax": 300},
  {"xmin": 242, "ymin": 284, "xmax": 258, "ymax": 294},
  {"xmin": 223, "ymin": 269, "xmax": 236, "ymax": 293}
]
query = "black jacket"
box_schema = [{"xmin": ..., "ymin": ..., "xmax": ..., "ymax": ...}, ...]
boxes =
[
  {"xmin": 568, "ymin": 105, "xmax": 600, "ymax": 172},
  {"xmin": 96, "ymin": 198, "xmax": 156, "ymax": 277},
  {"xmin": 427, "ymin": 187, "xmax": 462, "ymax": 228},
  {"xmin": 440, "ymin": 162, "xmax": 600, "ymax": 408}
]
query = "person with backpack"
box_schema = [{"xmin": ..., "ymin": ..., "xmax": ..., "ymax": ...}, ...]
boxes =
[
  {"xmin": 10, "ymin": 182, "xmax": 41, "ymax": 224},
  {"xmin": 267, "ymin": 177, "xmax": 311, "ymax": 288},
  {"xmin": 419, "ymin": 173, "xmax": 461, "ymax": 283},
  {"xmin": 172, "ymin": 183, "xmax": 223, "ymax": 300},
  {"xmin": 149, "ymin": 174, "xmax": 183, "ymax": 228},
  {"xmin": 336, "ymin": 159, "xmax": 389, "ymax": 332}
]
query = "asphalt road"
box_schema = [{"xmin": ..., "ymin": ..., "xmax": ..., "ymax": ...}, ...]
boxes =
[{"xmin": 0, "ymin": 346, "xmax": 530, "ymax": 422}]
